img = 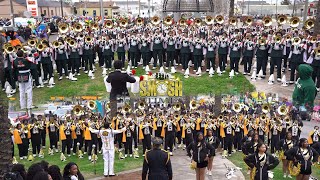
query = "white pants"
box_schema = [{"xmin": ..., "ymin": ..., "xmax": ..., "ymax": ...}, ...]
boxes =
[
  {"xmin": 19, "ymin": 79, "xmax": 33, "ymax": 109},
  {"xmin": 103, "ymin": 149, "xmax": 115, "ymax": 176}
]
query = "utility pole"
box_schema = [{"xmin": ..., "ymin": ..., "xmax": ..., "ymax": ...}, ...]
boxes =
[
  {"xmin": 9, "ymin": 0, "xmax": 15, "ymax": 27},
  {"xmin": 303, "ymin": 0, "xmax": 308, "ymax": 22},
  {"xmin": 60, "ymin": 0, "xmax": 64, "ymax": 17},
  {"xmin": 138, "ymin": 0, "xmax": 141, "ymax": 16},
  {"xmin": 100, "ymin": 0, "xmax": 104, "ymax": 23},
  {"xmin": 148, "ymin": 0, "xmax": 150, "ymax": 18}
]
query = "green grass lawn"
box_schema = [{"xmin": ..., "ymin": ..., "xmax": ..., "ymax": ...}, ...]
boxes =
[
  {"xmin": 10, "ymin": 65, "xmax": 255, "ymax": 105},
  {"xmin": 13, "ymin": 140, "xmax": 143, "ymax": 179},
  {"xmin": 228, "ymin": 152, "xmax": 320, "ymax": 179}
]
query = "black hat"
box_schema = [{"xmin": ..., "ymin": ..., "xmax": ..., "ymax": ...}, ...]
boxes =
[{"xmin": 152, "ymin": 137, "xmax": 163, "ymax": 145}]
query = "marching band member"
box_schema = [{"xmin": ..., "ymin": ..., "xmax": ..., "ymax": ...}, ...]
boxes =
[
  {"xmin": 182, "ymin": 117, "xmax": 195, "ymax": 149},
  {"xmin": 29, "ymin": 117, "xmax": 42, "ymax": 157},
  {"xmin": 38, "ymin": 115, "xmax": 46, "ymax": 148},
  {"xmin": 193, "ymin": 37, "xmax": 204, "ymax": 74},
  {"xmin": 102, "ymin": 35, "xmax": 114, "ymax": 70},
  {"xmin": 68, "ymin": 39, "xmax": 80, "ymax": 76},
  {"xmin": 165, "ymin": 32, "xmax": 176, "ymax": 69},
  {"xmin": 222, "ymin": 118, "xmax": 234, "ymax": 157},
  {"xmin": 55, "ymin": 39, "xmax": 69, "ymax": 80},
  {"xmin": 162, "ymin": 115, "xmax": 177, "ymax": 156},
  {"xmin": 242, "ymin": 35, "xmax": 255, "ymax": 75},
  {"xmin": 288, "ymin": 120, "xmax": 302, "ymax": 142},
  {"xmin": 123, "ymin": 120, "xmax": 134, "ymax": 158},
  {"xmin": 180, "ymin": 34, "xmax": 190, "ymax": 71},
  {"xmin": 233, "ymin": 118, "xmax": 244, "ymax": 152},
  {"xmin": 60, "ymin": 120, "xmax": 75, "ymax": 157},
  {"xmin": 255, "ymin": 37, "xmax": 269, "ymax": 78},
  {"xmin": 47, "ymin": 116, "xmax": 59, "ymax": 152},
  {"xmin": 152, "ymin": 31, "xmax": 164, "ymax": 69},
  {"xmin": 285, "ymin": 138, "xmax": 319, "ymax": 180},
  {"xmin": 269, "ymin": 119, "xmax": 282, "ymax": 154},
  {"xmin": 278, "ymin": 132, "xmax": 297, "ymax": 178},
  {"xmin": 288, "ymin": 39, "xmax": 306, "ymax": 84},
  {"xmin": 205, "ymin": 37, "xmax": 216, "ymax": 72},
  {"xmin": 72, "ymin": 118, "xmax": 84, "ymax": 155},
  {"xmin": 269, "ymin": 34, "xmax": 285, "ymax": 82},
  {"xmin": 309, "ymin": 46, "xmax": 320, "ymax": 91},
  {"xmin": 139, "ymin": 118, "xmax": 152, "ymax": 155},
  {"xmin": 116, "ymin": 34, "xmax": 127, "ymax": 68},
  {"xmin": 129, "ymin": 32, "xmax": 140, "ymax": 69},
  {"xmin": 13, "ymin": 123, "xmax": 29, "ymax": 159},
  {"xmin": 307, "ymin": 126, "xmax": 320, "ymax": 146},
  {"xmin": 229, "ymin": 37, "xmax": 242, "ymax": 74},
  {"xmin": 218, "ymin": 33, "xmax": 228, "ymax": 73},
  {"xmin": 3, "ymin": 48, "xmax": 16, "ymax": 92},
  {"xmin": 244, "ymin": 143, "xmax": 279, "ymax": 180},
  {"xmin": 140, "ymin": 33, "xmax": 151, "ymax": 68},
  {"xmin": 82, "ymin": 37, "xmax": 94, "ymax": 73},
  {"xmin": 39, "ymin": 41, "xmax": 54, "ymax": 83}
]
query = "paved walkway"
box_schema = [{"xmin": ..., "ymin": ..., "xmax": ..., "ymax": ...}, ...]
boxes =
[{"xmin": 89, "ymin": 149, "xmax": 245, "ymax": 180}]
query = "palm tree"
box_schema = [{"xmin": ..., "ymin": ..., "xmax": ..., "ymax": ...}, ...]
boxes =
[
  {"xmin": 314, "ymin": 0, "xmax": 320, "ymax": 35},
  {"xmin": 0, "ymin": 35, "xmax": 12, "ymax": 178},
  {"xmin": 229, "ymin": 0, "xmax": 235, "ymax": 17}
]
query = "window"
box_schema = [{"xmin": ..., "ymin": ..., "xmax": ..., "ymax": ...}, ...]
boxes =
[
  {"xmin": 51, "ymin": 10, "xmax": 54, "ymax": 15},
  {"xmin": 43, "ymin": 10, "xmax": 46, "ymax": 15},
  {"xmin": 104, "ymin": 9, "xmax": 108, "ymax": 16}
]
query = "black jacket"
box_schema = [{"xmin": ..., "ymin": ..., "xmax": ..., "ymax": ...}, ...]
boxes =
[
  {"xmin": 187, "ymin": 141, "xmax": 214, "ymax": 163},
  {"xmin": 312, "ymin": 142, "xmax": 320, "ymax": 155},
  {"xmin": 244, "ymin": 153, "xmax": 279, "ymax": 180},
  {"xmin": 106, "ymin": 70, "xmax": 136, "ymax": 100},
  {"xmin": 285, "ymin": 146, "xmax": 319, "ymax": 172},
  {"xmin": 142, "ymin": 148, "xmax": 173, "ymax": 180}
]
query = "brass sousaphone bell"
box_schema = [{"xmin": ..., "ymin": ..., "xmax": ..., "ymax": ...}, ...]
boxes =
[
  {"xmin": 229, "ymin": 16, "xmax": 237, "ymax": 26},
  {"xmin": 277, "ymin": 105, "xmax": 288, "ymax": 116},
  {"xmin": 73, "ymin": 23, "xmax": 83, "ymax": 32},
  {"xmin": 262, "ymin": 16, "xmax": 272, "ymax": 27},
  {"xmin": 194, "ymin": 18, "xmax": 202, "ymax": 26},
  {"xmin": 190, "ymin": 100, "xmax": 197, "ymax": 110},
  {"xmin": 3, "ymin": 43, "xmax": 15, "ymax": 54},
  {"xmin": 136, "ymin": 17, "xmax": 144, "ymax": 26},
  {"xmin": 290, "ymin": 16, "xmax": 300, "ymax": 28},
  {"xmin": 164, "ymin": 16, "xmax": 173, "ymax": 25},
  {"xmin": 205, "ymin": 15, "xmax": 214, "ymax": 25},
  {"xmin": 73, "ymin": 105, "xmax": 84, "ymax": 116},
  {"xmin": 173, "ymin": 102, "xmax": 181, "ymax": 111},
  {"xmin": 216, "ymin": 15, "xmax": 224, "ymax": 24},
  {"xmin": 151, "ymin": 16, "xmax": 161, "ymax": 25},
  {"xmin": 105, "ymin": 20, "xmax": 113, "ymax": 29},
  {"xmin": 87, "ymin": 100, "xmax": 97, "ymax": 110},
  {"xmin": 58, "ymin": 23, "xmax": 69, "ymax": 34},
  {"xmin": 179, "ymin": 18, "xmax": 187, "ymax": 26},
  {"xmin": 138, "ymin": 100, "xmax": 146, "ymax": 110},
  {"xmin": 277, "ymin": 15, "xmax": 287, "ymax": 25},
  {"xmin": 262, "ymin": 103, "xmax": 270, "ymax": 114},
  {"xmin": 232, "ymin": 103, "xmax": 242, "ymax": 113},
  {"xmin": 304, "ymin": 18, "xmax": 315, "ymax": 30}
]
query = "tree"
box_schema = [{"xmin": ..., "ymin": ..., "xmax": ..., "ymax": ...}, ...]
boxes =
[
  {"xmin": 281, "ymin": 0, "xmax": 291, "ymax": 5},
  {"xmin": 314, "ymin": 1, "xmax": 320, "ymax": 35},
  {"xmin": 0, "ymin": 35, "xmax": 12, "ymax": 178},
  {"xmin": 229, "ymin": 0, "xmax": 234, "ymax": 17}
]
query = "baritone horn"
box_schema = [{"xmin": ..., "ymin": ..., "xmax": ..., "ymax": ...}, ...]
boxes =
[
  {"xmin": 304, "ymin": 18, "xmax": 315, "ymax": 30},
  {"xmin": 216, "ymin": 15, "xmax": 224, "ymax": 24},
  {"xmin": 277, "ymin": 15, "xmax": 287, "ymax": 25},
  {"xmin": 290, "ymin": 16, "xmax": 300, "ymax": 28},
  {"xmin": 205, "ymin": 15, "xmax": 214, "ymax": 25},
  {"xmin": 262, "ymin": 16, "xmax": 272, "ymax": 26}
]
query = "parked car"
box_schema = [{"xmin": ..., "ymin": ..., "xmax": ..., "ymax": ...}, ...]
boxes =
[{"xmin": 8, "ymin": 111, "xmax": 29, "ymax": 123}]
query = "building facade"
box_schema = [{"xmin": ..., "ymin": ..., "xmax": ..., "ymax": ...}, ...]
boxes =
[{"xmin": 74, "ymin": 1, "xmax": 119, "ymax": 18}]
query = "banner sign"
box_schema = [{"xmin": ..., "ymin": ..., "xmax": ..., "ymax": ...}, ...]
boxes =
[{"xmin": 26, "ymin": 0, "xmax": 38, "ymax": 17}]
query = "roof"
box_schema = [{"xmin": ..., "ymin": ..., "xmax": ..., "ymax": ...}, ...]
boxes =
[
  {"xmin": 15, "ymin": 0, "xmax": 71, "ymax": 7},
  {"xmin": 74, "ymin": 2, "xmax": 119, "ymax": 9}
]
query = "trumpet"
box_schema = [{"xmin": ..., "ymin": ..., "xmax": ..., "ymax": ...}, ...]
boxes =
[
  {"xmin": 304, "ymin": 18, "xmax": 315, "ymax": 30},
  {"xmin": 290, "ymin": 16, "xmax": 300, "ymax": 28},
  {"xmin": 216, "ymin": 15, "xmax": 224, "ymax": 24},
  {"xmin": 194, "ymin": 18, "xmax": 202, "ymax": 26},
  {"xmin": 205, "ymin": 15, "xmax": 214, "ymax": 25},
  {"xmin": 277, "ymin": 15, "xmax": 287, "ymax": 25},
  {"xmin": 151, "ymin": 16, "xmax": 161, "ymax": 25},
  {"xmin": 87, "ymin": 100, "xmax": 97, "ymax": 110},
  {"xmin": 164, "ymin": 16, "xmax": 173, "ymax": 25},
  {"xmin": 262, "ymin": 16, "xmax": 272, "ymax": 26},
  {"xmin": 229, "ymin": 16, "xmax": 237, "ymax": 26}
]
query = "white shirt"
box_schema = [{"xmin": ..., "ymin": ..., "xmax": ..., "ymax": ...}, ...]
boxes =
[{"xmin": 91, "ymin": 128, "xmax": 126, "ymax": 150}]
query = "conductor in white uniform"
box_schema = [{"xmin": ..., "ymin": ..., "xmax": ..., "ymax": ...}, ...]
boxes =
[{"xmin": 90, "ymin": 122, "xmax": 126, "ymax": 177}]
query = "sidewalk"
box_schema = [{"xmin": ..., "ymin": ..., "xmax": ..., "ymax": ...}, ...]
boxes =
[{"xmin": 89, "ymin": 149, "xmax": 245, "ymax": 180}]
